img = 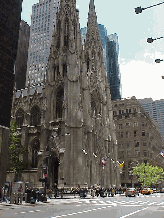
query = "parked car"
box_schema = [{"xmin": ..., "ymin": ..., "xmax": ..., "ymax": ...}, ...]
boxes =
[
  {"xmin": 125, "ymin": 188, "xmax": 139, "ymax": 197},
  {"xmin": 152, "ymin": 188, "xmax": 157, "ymax": 193},
  {"xmin": 160, "ymin": 188, "xmax": 164, "ymax": 193},
  {"xmin": 141, "ymin": 188, "xmax": 153, "ymax": 195}
]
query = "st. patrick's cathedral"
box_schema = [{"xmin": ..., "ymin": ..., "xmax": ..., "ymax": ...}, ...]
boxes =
[{"xmin": 8, "ymin": 0, "xmax": 121, "ymax": 189}]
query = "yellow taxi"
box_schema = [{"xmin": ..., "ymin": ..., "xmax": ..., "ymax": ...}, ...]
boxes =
[{"xmin": 141, "ymin": 188, "xmax": 153, "ymax": 195}]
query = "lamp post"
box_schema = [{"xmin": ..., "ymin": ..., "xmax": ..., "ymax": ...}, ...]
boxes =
[
  {"xmin": 147, "ymin": 37, "xmax": 164, "ymax": 43},
  {"xmin": 135, "ymin": 2, "xmax": 164, "ymax": 14}
]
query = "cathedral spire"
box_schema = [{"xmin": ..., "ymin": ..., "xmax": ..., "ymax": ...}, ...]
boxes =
[{"xmin": 85, "ymin": 0, "xmax": 102, "ymax": 49}]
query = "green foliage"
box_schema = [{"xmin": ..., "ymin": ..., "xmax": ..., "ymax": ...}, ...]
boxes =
[
  {"xmin": 133, "ymin": 163, "xmax": 164, "ymax": 187},
  {"xmin": 8, "ymin": 121, "xmax": 28, "ymax": 173}
]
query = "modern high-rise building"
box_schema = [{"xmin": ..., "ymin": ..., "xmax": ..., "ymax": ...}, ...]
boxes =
[
  {"xmin": 15, "ymin": 20, "xmax": 30, "ymax": 90},
  {"xmin": 26, "ymin": 0, "xmax": 60, "ymax": 87},
  {"xmin": 0, "ymin": 0, "xmax": 23, "ymax": 189},
  {"xmin": 98, "ymin": 24, "xmax": 107, "ymax": 68},
  {"xmin": 106, "ymin": 33, "xmax": 121, "ymax": 100},
  {"xmin": 80, "ymin": 27, "xmax": 87, "ymax": 46},
  {"xmin": 138, "ymin": 98, "xmax": 164, "ymax": 141}
]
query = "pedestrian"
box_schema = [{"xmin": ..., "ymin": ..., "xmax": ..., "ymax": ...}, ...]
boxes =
[{"xmin": 49, "ymin": 188, "xmax": 52, "ymax": 199}]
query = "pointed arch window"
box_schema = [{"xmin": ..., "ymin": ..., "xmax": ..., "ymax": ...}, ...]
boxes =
[
  {"xmin": 15, "ymin": 108, "xmax": 24, "ymax": 128},
  {"xmin": 63, "ymin": 63, "xmax": 67, "ymax": 77},
  {"xmin": 91, "ymin": 97, "xmax": 97, "ymax": 117},
  {"xmin": 30, "ymin": 105, "xmax": 41, "ymax": 126},
  {"xmin": 86, "ymin": 52, "xmax": 89, "ymax": 72},
  {"xmin": 56, "ymin": 87, "xmax": 64, "ymax": 119},
  {"xmin": 64, "ymin": 18, "xmax": 69, "ymax": 47},
  {"xmin": 73, "ymin": 19, "xmax": 76, "ymax": 40},
  {"xmin": 31, "ymin": 138, "xmax": 40, "ymax": 168},
  {"xmin": 56, "ymin": 20, "xmax": 61, "ymax": 49}
]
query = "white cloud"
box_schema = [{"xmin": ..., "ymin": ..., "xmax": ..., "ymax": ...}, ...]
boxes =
[{"xmin": 120, "ymin": 59, "xmax": 164, "ymax": 101}]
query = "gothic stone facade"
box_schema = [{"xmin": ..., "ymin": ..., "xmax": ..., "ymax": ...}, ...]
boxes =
[{"xmin": 8, "ymin": 0, "xmax": 120, "ymax": 189}]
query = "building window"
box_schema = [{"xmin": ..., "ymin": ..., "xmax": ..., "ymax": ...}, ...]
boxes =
[
  {"xmin": 119, "ymin": 124, "xmax": 122, "ymax": 129},
  {"xmin": 142, "ymin": 122, "xmax": 145, "ymax": 127},
  {"xmin": 126, "ymin": 131, "xmax": 130, "ymax": 138},
  {"xmin": 126, "ymin": 122, "xmax": 130, "ymax": 127},
  {"xmin": 64, "ymin": 18, "xmax": 69, "ymax": 47},
  {"xmin": 119, "ymin": 132, "xmax": 123, "ymax": 138},
  {"xmin": 63, "ymin": 64, "xmax": 67, "ymax": 77},
  {"xmin": 142, "ymin": 130, "xmax": 145, "ymax": 136},
  {"xmin": 143, "ymin": 141, "xmax": 146, "ymax": 146},
  {"xmin": 134, "ymin": 122, "xmax": 138, "ymax": 127},
  {"xmin": 113, "ymin": 111, "xmax": 117, "ymax": 116},
  {"xmin": 134, "ymin": 130, "xmax": 137, "ymax": 137},
  {"xmin": 135, "ymin": 150, "xmax": 140, "ymax": 157},
  {"xmin": 133, "ymin": 108, "xmax": 137, "ymax": 113},
  {"xmin": 143, "ymin": 150, "xmax": 147, "ymax": 157},
  {"xmin": 135, "ymin": 141, "xmax": 139, "ymax": 147},
  {"xmin": 15, "ymin": 108, "xmax": 24, "ymax": 128},
  {"xmin": 30, "ymin": 105, "xmax": 41, "ymax": 126},
  {"xmin": 56, "ymin": 20, "xmax": 61, "ymax": 49},
  {"xmin": 56, "ymin": 86, "xmax": 64, "ymax": 119},
  {"xmin": 126, "ymin": 141, "xmax": 130, "ymax": 148}
]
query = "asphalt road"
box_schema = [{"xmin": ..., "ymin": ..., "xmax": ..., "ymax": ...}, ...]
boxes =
[{"xmin": 1, "ymin": 193, "xmax": 164, "ymax": 218}]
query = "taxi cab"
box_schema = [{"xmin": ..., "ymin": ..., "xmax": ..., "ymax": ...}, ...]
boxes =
[{"xmin": 141, "ymin": 188, "xmax": 153, "ymax": 195}]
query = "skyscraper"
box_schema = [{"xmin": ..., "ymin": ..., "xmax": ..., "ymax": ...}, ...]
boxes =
[
  {"xmin": 139, "ymin": 98, "xmax": 164, "ymax": 141},
  {"xmin": 80, "ymin": 27, "xmax": 87, "ymax": 46},
  {"xmin": 98, "ymin": 24, "xmax": 107, "ymax": 68},
  {"xmin": 0, "ymin": 0, "xmax": 23, "ymax": 189},
  {"xmin": 15, "ymin": 20, "xmax": 30, "ymax": 90},
  {"xmin": 106, "ymin": 33, "xmax": 121, "ymax": 100},
  {"xmin": 26, "ymin": 0, "xmax": 60, "ymax": 86}
]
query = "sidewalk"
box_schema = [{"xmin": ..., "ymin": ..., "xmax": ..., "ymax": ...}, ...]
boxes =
[{"xmin": 0, "ymin": 193, "xmax": 125, "ymax": 207}]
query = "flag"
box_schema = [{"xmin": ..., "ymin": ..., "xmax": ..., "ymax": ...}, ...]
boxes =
[
  {"xmin": 161, "ymin": 151, "xmax": 164, "ymax": 157},
  {"xmin": 119, "ymin": 161, "xmax": 124, "ymax": 169}
]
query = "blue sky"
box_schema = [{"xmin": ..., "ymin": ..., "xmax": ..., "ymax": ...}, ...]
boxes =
[{"xmin": 21, "ymin": 0, "xmax": 164, "ymax": 101}]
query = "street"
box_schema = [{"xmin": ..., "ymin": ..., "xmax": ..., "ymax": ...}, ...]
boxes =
[{"xmin": 1, "ymin": 193, "xmax": 164, "ymax": 218}]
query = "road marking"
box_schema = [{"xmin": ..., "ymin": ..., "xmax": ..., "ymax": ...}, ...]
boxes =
[
  {"xmin": 123, "ymin": 205, "xmax": 142, "ymax": 207},
  {"xmin": 119, "ymin": 207, "xmax": 149, "ymax": 218}
]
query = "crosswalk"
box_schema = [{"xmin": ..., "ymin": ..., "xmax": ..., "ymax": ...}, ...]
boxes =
[{"xmin": 50, "ymin": 196, "xmax": 164, "ymax": 207}]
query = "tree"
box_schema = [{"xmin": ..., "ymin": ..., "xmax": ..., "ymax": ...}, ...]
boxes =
[
  {"xmin": 132, "ymin": 163, "xmax": 164, "ymax": 187},
  {"xmin": 8, "ymin": 121, "xmax": 28, "ymax": 179}
]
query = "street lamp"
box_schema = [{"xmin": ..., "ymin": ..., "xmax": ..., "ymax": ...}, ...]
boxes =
[
  {"xmin": 135, "ymin": 2, "xmax": 164, "ymax": 14},
  {"xmin": 155, "ymin": 59, "xmax": 164, "ymax": 63},
  {"xmin": 147, "ymin": 37, "xmax": 164, "ymax": 43}
]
